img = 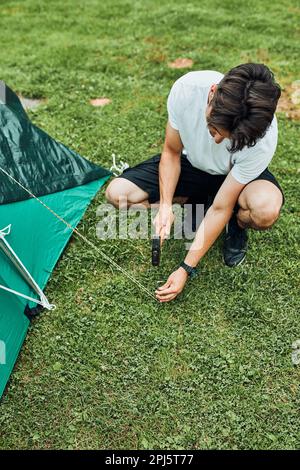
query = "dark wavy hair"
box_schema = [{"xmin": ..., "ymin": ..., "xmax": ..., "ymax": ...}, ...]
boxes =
[{"xmin": 206, "ymin": 63, "xmax": 281, "ymax": 153}]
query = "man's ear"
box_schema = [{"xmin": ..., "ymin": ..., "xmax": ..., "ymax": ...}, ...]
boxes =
[{"xmin": 208, "ymin": 84, "xmax": 218, "ymax": 104}]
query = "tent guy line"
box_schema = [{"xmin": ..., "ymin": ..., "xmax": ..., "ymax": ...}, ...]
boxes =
[
  {"xmin": 2, "ymin": 80, "xmax": 155, "ymax": 399},
  {"xmin": 0, "ymin": 166, "xmax": 157, "ymax": 303}
]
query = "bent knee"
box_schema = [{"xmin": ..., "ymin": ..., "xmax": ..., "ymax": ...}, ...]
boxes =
[
  {"xmin": 105, "ymin": 178, "xmax": 149, "ymax": 208},
  {"xmin": 251, "ymin": 203, "xmax": 281, "ymax": 230},
  {"xmin": 105, "ymin": 179, "xmax": 129, "ymax": 208}
]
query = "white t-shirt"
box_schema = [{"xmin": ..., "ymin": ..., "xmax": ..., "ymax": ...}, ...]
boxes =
[{"xmin": 167, "ymin": 71, "xmax": 278, "ymax": 184}]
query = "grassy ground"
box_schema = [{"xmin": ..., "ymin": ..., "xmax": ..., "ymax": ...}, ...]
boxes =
[{"xmin": 0, "ymin": 0, "xmax": 299, "ymax": 450}]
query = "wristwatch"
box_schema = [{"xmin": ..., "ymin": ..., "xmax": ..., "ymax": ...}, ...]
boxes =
[{"xmin": 179, "ymin": 261, "xmax": 198, "ymax": 279}]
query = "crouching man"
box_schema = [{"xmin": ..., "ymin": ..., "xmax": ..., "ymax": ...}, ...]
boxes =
[{"xmin": 106, "ymin": 63, "xmax": 284, "ymax": 302}]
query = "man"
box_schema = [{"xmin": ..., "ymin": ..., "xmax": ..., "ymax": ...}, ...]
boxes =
[{"xmin": 106, "ymin": 63, "xmax": 284, "ymax": 303}]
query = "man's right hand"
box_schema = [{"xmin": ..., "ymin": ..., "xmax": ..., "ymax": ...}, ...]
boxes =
[{"xmin": 153, "ymin": 203, "xmax": 175, "ymax": 243}]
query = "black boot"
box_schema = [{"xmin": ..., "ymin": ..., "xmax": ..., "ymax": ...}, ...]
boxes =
[{"xmin": 223, "ymin": 212, "xmax": 248, "ymax": 267}]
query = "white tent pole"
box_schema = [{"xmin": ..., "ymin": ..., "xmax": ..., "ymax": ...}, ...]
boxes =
[
  {"xmin": 0, "ymin": 225, "xmax": 55, "ymax": 311},
  {"xmin": 0, "ymin": 284, "xmax": 54, "ymax": 310}
]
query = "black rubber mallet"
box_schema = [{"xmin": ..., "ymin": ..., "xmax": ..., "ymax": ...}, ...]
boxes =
[{"xmin": 152, "ymin": 235, "xmax": 161, "ymax": 266}]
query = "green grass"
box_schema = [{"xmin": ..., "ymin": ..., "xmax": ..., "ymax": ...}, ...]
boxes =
[{"xmin": 0, "ymin": 0, "xmax": 300, "ymax": 450}]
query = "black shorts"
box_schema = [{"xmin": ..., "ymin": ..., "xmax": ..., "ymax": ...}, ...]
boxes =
[{"xmin": 118, "ymin": 153, "xmax": 285, "ymax": 205}]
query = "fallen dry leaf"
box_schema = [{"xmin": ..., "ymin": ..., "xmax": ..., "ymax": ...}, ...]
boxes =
[
  {"xmin": 277, "ymin": 80, "xmax": 300, "ymax": 120},
  {"xmin": 90, "ymin": 98, "xmax": 111, "ymax": 107},
  {"xmin": 291, "ymin": 80, "xmax": 300, "ymax": 105},
  {"xmin": 18, "ymin": 95, "xmax": 45, "ymax": 110},
  {"xmin": 168, "ymin": 58, "xmax": 194, "ymax": 69}
]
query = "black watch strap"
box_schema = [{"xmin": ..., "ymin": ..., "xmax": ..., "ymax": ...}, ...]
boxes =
[{"xmin": 180, "ymin": 261, "xmax": 198, "ymax": 279}]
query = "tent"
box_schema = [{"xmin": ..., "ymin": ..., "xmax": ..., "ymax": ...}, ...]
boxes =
[{"xmin": 0, "ymin": 81, "xmax": 111, "ymax": 398}]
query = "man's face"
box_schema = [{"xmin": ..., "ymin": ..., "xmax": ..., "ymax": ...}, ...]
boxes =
[{"xmin": 206, "ymin": 85, "xmax": 231, "ymax": 144}]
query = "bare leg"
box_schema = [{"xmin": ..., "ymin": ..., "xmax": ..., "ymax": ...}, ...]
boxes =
[
  {"xmin": 237, "ymin": 180, "xmax": 283, "ymax": 230},
  {"xmin": 105, "ymin": 177, "xmax": 188, "ymax": 209}
]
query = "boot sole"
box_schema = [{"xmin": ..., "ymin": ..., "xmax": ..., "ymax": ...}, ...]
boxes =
[{"xmin": 223, "ymin": 253, "xmax": 246, "ymax": 268}]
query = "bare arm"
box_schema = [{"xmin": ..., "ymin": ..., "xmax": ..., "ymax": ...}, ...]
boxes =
[
  {"xmin": 155, "ymin": 172, "xmax": 246, "ymax": 302},
  {"xmin": 159, "ymin": 122, "xmax": 183, "ymax": 204},
  {"xmin": 184, "ymin": 172, "xmax": 246, "ymax": 266}
]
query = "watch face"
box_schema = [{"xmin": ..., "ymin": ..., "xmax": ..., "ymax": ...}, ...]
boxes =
[
  {"xmin": 180, "ymin": 262, "xmax": 198, "ymax": 277},
  {"xmin": 181, "ymin": 262, "xmax": 190, "ymax": 273}
]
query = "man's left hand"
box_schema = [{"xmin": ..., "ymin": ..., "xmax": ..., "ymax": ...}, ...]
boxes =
[{"xmin": 155, "ymin": 268, "xmax": 188, "ymax": 303}]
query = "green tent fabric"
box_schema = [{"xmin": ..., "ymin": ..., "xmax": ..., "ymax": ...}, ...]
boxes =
[
  {"xmin": 0, "ymin": 82, "xmax": 111, "ymax": 398},
  {"xmin": 0, "ymin": 82, "xmax": 110, "ymax": 204}
]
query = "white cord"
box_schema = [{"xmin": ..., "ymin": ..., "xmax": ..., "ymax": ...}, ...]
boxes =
[
  {"xmin": 110, "ymin": 153, "xmax": 130, "ymax": 176},
  {"xmin": 0, "ymin": 225, "xmax": 55, "ymax": 310},
  {"xmin": 0, "ymin": 284, "xmax": 55, "ymax": 310}
]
